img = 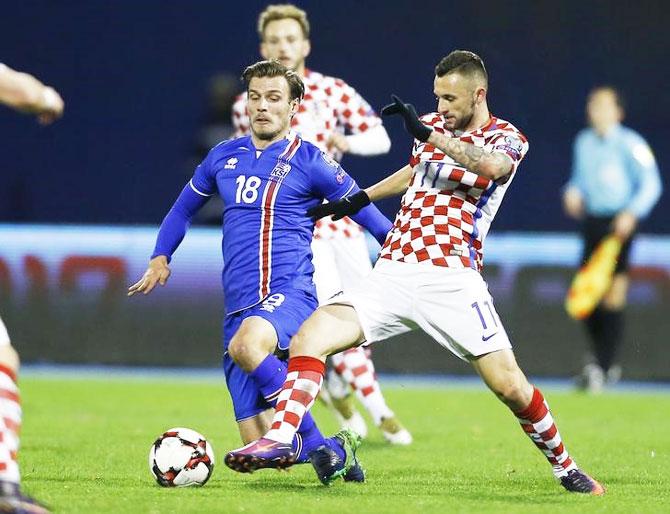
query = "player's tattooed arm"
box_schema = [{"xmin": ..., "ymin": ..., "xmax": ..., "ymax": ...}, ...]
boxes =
[
  {"xmin": 427, "ymin": 131, "xmax": 513, "ymax": 181},
  {"xmin": 381, "ymin": 94, "xmax": 512, "ymax": 181}
]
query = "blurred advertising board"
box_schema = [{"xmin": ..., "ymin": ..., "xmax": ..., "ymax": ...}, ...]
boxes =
[{"xmin": 1, "ymin": 225, "xmax": 668, "ymax": 379}]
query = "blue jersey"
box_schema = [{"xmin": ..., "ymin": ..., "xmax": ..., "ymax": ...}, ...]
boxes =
[
  {"xmin": 567, "ymin": 124, "xmax": 662, "ymax": 218},
  {"xmin": 190, "ymin": 133, "xmax": 364, "ymax": 314}
]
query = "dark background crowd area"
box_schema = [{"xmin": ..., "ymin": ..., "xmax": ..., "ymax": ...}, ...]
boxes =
[{"xmin": 0, "ymin": 1, "xmax": 667, "ymax": 232}]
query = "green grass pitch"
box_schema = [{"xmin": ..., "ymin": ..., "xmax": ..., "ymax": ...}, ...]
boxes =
[{"xmin": 18, "ymin": 375, "xmax": 670, "ymax": 513}]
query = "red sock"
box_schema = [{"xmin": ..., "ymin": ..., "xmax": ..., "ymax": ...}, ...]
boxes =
[
  {"xmin": 266, "ymin": 356, "xmax": 325, "ymax": 444},
  {"xmin": 0, "ymin": 364, "xmax": 21, "ymax": 484},
  {"xmin": 514, "ymin": 387, "xmax": 577, "ymax": 477}
]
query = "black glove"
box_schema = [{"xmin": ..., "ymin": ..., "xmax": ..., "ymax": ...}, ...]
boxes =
[
  {"xmin": 381, "ymin": 94, "xmax": 432, "ymax": 142},
  {"xmin": 306, "ymin": 190, "xmax": 371, "ymax": 221}
]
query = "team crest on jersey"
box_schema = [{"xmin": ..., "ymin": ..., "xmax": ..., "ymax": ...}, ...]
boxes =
[
  {"xmin": 270, "ymin": 161, "xmax": 292, "ymax": 179},
  {"xmin": 335, "ymin": 170, "xmax": 346, "ymax": 184},
  {"xmin": 224, "ymin": 157, "xmax": 238, "ymax": 169}
]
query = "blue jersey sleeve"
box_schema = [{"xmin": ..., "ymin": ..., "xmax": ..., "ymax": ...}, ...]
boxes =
[
  {"xmin": 310, "ymin": 151, "xmax": 359, "ymax": 202},
  {"xmin": 623, "ymin": 131, "xmax": 662, "ymax": 218},
  {"xmin": 151, "ymin": 185, "xmax": 209, "ymax": 262},
  {"xmin": 190, "ymin": 149, "xmax": 218, "ymax": 197},
  {"xmin": 349, "ymin": 198, "xmax": 393, "ymax": 245},
  {"xmin": 566, "ymin": 132, "xmax": 587, "ymax": 193},
  {"xmin": 310, "ymin": 150, "xmax": 392, "ymax": 244},
  {"xmin": 151, "ymin": 150, "xmax": 219, "ymax": 262}
]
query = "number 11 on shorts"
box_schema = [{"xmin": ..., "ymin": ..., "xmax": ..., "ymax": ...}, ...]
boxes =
[{"xmin": 471, "ymin": 300, "xmax": 499, "ymax": 341}]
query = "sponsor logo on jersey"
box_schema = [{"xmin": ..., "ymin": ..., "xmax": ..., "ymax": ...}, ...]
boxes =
[
  {"xmin": 335, "ymin": 170, "xmax": 347, "ymax": 184},
  {"xmin": 224, "ymin": 158, "xmax": 238, "ymax": 169},
  {"xmin": 328, "ymin": 291, "xmax": 344, "ymax": 300},
  {"xmin": 270, "ymin": 162, "xmax": 292, "ymax": 179}
]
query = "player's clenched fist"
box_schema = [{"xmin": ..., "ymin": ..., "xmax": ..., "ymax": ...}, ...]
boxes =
[{"xmin": 127, "ymin": 255, "xmax": 171, "ymax": 296}]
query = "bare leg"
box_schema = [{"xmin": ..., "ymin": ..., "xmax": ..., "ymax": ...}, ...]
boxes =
[
  {"xmin": 470, "ymin": 348, "xmax": 533, "ymax": 411},
  {"xmin": 237, "ymin": 409, "xmax": 274, "ymax": 443},
  {"xmin": 471, "ymin": 349, "xmax": 603, "ymax": 494},
  {"xmin": 290, "ymin": 304, "xmax": 365, "ymax": 360},
  {"xmin": 227, "ymin": 316, "xmax": 278, "ymax": 373}
]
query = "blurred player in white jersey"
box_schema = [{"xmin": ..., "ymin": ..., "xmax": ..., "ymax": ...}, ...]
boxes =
[
  {"xmin": 226, "ymin": 50, "xmax": 605, "ymax": 496},
  {"xmin": 232, "ymin": 4, "xmax": 411, "ymax": 444},
  {"xmin": 0, "ymin": 61, "xmax": 63, "ymax": 513}
]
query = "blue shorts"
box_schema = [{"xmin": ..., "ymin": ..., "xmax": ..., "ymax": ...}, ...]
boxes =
[{"xmin": 222, "ymin": 289, "xmax": 318, "ymax": 421}]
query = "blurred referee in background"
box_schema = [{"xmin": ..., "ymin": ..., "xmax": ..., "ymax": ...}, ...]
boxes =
[{"xmin": 563, "ymin": 86, "xmax": 662, "ymax": 392}]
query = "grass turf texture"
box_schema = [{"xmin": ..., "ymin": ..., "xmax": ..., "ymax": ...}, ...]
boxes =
[{"xmin": 19, "ymin": 376, "xmax": 669, "ymax": 514}]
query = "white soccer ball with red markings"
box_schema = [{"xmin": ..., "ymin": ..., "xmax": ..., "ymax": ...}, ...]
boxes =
[{"xmin": 149, "ymin": 427, "xmax": 215, "ymax": 487}]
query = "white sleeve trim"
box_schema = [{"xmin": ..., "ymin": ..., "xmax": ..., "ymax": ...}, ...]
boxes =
[
  {"xmin": 189, "ymin": 179, "xmax": 213, "ymax": 197},
  {"xmin": 345, "ymin": 124, "xmax": 391, "ymax": 156},
  {"xmin": 340, "ymin": 182, "xmax": 357, "ymax": 198}
]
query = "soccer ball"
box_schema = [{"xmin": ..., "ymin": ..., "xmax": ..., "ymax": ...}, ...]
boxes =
[{"xmin": 149, "ymin": 427, "xmax": 215, "ymax": 487}]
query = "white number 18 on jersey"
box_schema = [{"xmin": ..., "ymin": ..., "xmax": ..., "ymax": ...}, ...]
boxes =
[{"xmin": 235, "ymin": 175, "xmax": 261, "ymax": 204}]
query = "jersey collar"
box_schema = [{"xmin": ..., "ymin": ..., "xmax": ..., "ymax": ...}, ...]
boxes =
[{"xmin": 251, "ymin": 131, "xmax": 299, "ymax": 156}]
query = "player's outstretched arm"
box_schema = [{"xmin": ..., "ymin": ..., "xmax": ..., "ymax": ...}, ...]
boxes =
[
  {"xmin": 365, "ymin": 164, "xmax": 413, "ymax": 201},
  {"xmin": 128, "ymin": 183, "xmax": 209, "ymax": 297},
  {"xmin": 0, "ymin": 64, "xmax": 64, "ymax": 124},
  {"xmin": 348, "ymin": 200, "xmax": 393, "ymax": 245},
  {"xmin": 128, "ymin": 256, "xmax": 171, "ymax": 296},
  {"xmin": 382, "ymin": 95, "xmax": 512, "ymax": 181}
]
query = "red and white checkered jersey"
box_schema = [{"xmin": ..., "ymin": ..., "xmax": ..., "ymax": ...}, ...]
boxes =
[
  {"xmin": 379, "ymin": 113, "xmax": 529, "ymax": 271},
  {"xmin": 232, "ymin": 68, "xmax": 382, "ymax": 240}
]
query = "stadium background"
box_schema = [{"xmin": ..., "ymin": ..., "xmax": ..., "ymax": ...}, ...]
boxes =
[{"xmin": 1, "ymin": 1, "xmax": 668, "ymax": 379}]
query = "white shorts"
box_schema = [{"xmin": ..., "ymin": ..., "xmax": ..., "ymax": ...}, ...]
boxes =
[
  {"xmin": 325, "ymin": 259, "xmax": 512, "ymax": 361},
  {"xmin": 0, "ymin": 315, "xmax": 10, "ymax": 347},
  {"xmin": 311, "ymin": 234, "xmax": 373, "ymax": 303}
]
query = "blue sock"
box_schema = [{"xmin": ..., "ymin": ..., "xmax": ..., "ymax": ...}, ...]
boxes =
[{"xmin": 250, "ymin": 354, "xmax": 326, "ymax": 462}]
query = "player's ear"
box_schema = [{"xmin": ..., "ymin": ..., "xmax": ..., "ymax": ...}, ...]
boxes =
[
  {"xmin": 474, "ymin": 86, "xmax": 487, "ymax": 105},
  {"xmin": 260, "ymin": 43, "xmax": 269, "ymax": 60},
  {"xmin": 289, "ymin": 98, "xmax": 300, "ymax": 116},
  {"xmin": 302, "ymin": 39, "xmax": 311, "ymax": 59}
]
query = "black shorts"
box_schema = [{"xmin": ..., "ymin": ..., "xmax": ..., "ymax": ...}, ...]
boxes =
[{"xmin": 581, "ymin": 215, "xmax": 634, "ymax": 274}]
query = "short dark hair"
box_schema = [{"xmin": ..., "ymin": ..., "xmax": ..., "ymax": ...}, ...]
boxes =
[
  {"xmin": 241, "ymin": 60, "xmax": 305, "ymax": 102},
  {"xmin": 435, "ymin": 50, "xmax": 488, "ymax": 85},
  {"xmin": 588, "ymin": 85, "xmax": 625, "ymax": 111}
]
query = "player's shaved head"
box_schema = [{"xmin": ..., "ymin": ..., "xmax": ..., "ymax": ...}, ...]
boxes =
[
  {"xmin": 258, "ymin": 4, "xmax": 310, "ymax": 40},
  {"xmin": 242, "ymin": 60, "xmax": 305, "ymax": 102},
  {"xmin": 435, "ymin": 50, "xmax": 488, "ymax": 89}
]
